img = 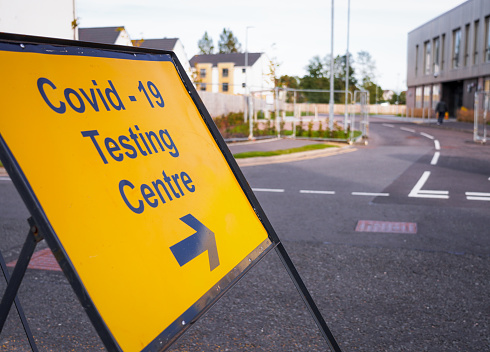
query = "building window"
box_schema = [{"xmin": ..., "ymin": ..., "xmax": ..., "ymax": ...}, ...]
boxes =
[
  {"xmin": 242, "ymin": 83, "xmax": 246, "ymax": 88},
  {"xmin": 242, "ymin": 68, "xmax": 246, "ymax": 73},
  {"xmin": 452, "ymin": 28, "xmax": 461, "ymax": 68},
  {"xmin": 485, "ymin": 16, "xmax": 490, "ymax": 62},
  {"xmin": 433, "ymin": 37, "xmax": 440, "ymax": 75},
  {"xmin": 474, "ymin": 20, "xmax": 480, "ymax": 65},
  {"xmin": 441, "ymin": 34, "xmax": 446, "ymax": 70},
  {"xmin": 200, "ymin": 68, "xmax": 206, "ymax": 78},
  {"xmin": 424, "ymin": 41, "xmax": 431, "ymax": 75},
  {"xmin": 464, "ymin": 24, "xmax": 470, "ymax": 66},
  {"xmin": 423, "ymin": 85, "xmax": 431, "ymax": 109},
  {"xmin": 415, "ymin": 45, "xmax": 419, "ymax": 76},
  {"xmin": 222, "ymin": 83, "xmax": 229, "ymax": 92},
  {"xmin": 222, "ymin": 68, "xmax": 229, "ymax": 77},
  {"xmin": 432, "ymin": 84, "xmax": 440, "ymax": 109},
  {"xmin": 200, "ymin": 83, "xmax": 206, "ymax": 91},
  {"xmin": 415, "ymin": 87, "xmax": 423, "ymax": 108}
]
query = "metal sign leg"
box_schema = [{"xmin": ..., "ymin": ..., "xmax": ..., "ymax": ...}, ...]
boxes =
[
  {"xmin": 0, "ymin": 218, "xmax": 42, "ymax": 351},
  {"xmin": 274, "ymin": 242, "xmax": 343, "ymax": 352}
]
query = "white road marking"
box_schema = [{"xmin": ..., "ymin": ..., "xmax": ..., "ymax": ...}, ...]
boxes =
[
  {"xmin": 351, "ymin": 192, "xmax": 390, "ymax": 197},
  {"xmin": 400, "ymin": 127, "xmax": 416, "ymax": 133},
  {"xmin": 300, "ymin": 190, "xmax": 336, "ymax": 195},
  {"xmin": 434, "ymin": 140, "xmax": 440, "ymax": 150},
  {"xmin": 420, "ymin": 132, "xmax": 434, "ymax": 140},
  {"xmin": 382, "ymin": 123, "xmax": 395, "ymax": 128},
  {"xmin": 408, "ymin": 171, "xmax": 449, "ymax": 199},
  {"xmin": 430, "ymin": 152, "xmax": 440, "ymax": 165},
  {"xmin": 465, "ymin": 192, "xmax": 490, "ymax": 201},
  {"xmin": 0, "ymin": 176, "xmax": 11, "ymax": 181},
  {"xmin": 252, "ymin": 188, "xmax": 285, "ymax": 193}
]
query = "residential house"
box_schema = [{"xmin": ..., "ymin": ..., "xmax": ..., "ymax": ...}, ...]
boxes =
[
  {"xmin": 132, "ymin": 38, "xmax": 191, "ymax": 77},
  {"xmin": 78, "ymin": 26, "xmax": 133, "ymax": 46},
  {"xmin": 190, "ymin": 52, "xmax": 274, "ymax": 95}
]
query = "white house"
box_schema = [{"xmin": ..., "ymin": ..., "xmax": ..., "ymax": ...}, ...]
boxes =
[
  {"xmin": 0, "ymin": 0, "xmax": 76, "ymax": 39},
  {"xmin": 132, "ymin": 38, "xmax": 191, "ymax": 78},
  {"xmin": 190, "ymin": 53, "xmax": 274, "ymax": 95},
  {"xmin": 78, "ymin": 27, "xmax": 133, "ymax": 46}
]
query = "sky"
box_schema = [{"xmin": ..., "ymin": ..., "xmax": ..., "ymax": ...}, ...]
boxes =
[{"xmin": 76, "ymin": 0, "xmax": 467, "ymax": 92}]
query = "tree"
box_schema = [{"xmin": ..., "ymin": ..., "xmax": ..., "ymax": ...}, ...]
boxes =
[
  {"xmin": 356, "ymin": 50, "xmax": 377, "ymax": 87},
  {"xmin": 218, "ymin": 28, "xmax": 241, "ymax": 53},
  {"xmin": 197, "ymin": 31, "xmax": 214, "ymax": 54}
]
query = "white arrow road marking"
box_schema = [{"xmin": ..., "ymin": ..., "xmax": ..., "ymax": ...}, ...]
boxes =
[
  {"xmin": 408, "ymin": 171, "xmax": 449, "ymax": 199},
  {"xmin": 430, "ymin": 152, "xmax": 440, "ymax": 165},
  {"xmin": 420, "ymin": 132, "xmax": 434, "ymax": 139},
  {"xmin": 465, "ymin": 192, "xmax": 490, "ymax": 201}
]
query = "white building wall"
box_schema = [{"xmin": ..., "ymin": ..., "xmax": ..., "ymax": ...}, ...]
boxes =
[
  {"xmin": 211, "ymin": 67, "xmax": 219, "ymax": 93},
  {"xmin": 0, "ymin": 0, "xmax": 76, "ymax": 40},
  {"xmin": 172, "ymin": 40, "xmax": 191, "ymax": 77},
  {"xmin": 114, "ymin": 30, "xmax": 133, "ymax": 46}
]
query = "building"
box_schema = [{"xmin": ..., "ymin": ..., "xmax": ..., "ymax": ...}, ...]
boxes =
[
  {"xmin": 132, "ymin": 38, "xmax": 191, "ymax": 77},
  {"xmin": 190, "ymin": 52, "xmax": 274, "ymax": 95},
  {"xmin": 0, "ymin": 0, "xmax": 77, "ymax": 39},
  {"xmin": 406, "ymin": 0, "xmax": 490, "ymax": 117},
  {"xmin": 78, "ymin": 26, "xmax": 133, "ymax": 46}
]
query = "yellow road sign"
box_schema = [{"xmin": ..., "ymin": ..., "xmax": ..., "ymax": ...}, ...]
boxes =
[{"xmin": 0, "ymin": 37, "xmax": 272, "ymax": 351}]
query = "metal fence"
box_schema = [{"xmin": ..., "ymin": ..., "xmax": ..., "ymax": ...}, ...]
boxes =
[{"xmin": 474, "ymin": 91, "xmax": 488, "ymax": 144}]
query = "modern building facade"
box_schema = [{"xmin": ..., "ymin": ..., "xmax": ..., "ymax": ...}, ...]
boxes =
[
  {"xmin": 407, "ymin": 0, "xmax": 490, "ymax": 117},
  {"xmin": 190, "ymin": 53, "xmax": 274, "ymax": 95}
]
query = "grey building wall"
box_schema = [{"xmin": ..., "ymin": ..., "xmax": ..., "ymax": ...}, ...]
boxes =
[{"xmin": 406, "ymin": 0, "xmax": 490, "ymax": 116}]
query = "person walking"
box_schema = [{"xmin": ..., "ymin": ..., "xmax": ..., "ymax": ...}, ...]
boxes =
[{"xmin": 435, "ymin": 100, "xmax": 448, "ymax": 125}]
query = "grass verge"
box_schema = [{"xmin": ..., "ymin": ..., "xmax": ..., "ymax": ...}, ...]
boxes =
[{"xmin": 233, "ymin": 143, "xmax": 337, "ymax": 159}]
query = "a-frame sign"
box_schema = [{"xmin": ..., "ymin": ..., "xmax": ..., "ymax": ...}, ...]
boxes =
[{"xmin": 0, "ymin": 33, "xmax": 341, "ymax": 352}]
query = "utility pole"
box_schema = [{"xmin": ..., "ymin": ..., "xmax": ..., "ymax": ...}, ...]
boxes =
[{"xmin": 329, "ymin": 0, "xmax": 334, "ymax": 130}]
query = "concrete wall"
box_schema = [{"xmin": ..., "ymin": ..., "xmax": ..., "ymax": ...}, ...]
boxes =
[{"xmin": 197, "ymin": 91, "xmax": 406, "ymax": 118}]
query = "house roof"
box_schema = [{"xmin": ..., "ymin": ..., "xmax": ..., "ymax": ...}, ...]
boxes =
[
  {"xmin": 132, "ymin": 38, "xmax": 178, "ymax": 51},
  {"xmin": 190, "ymin": 53, "xmax": 262, "ymax": 67},
  {"xmin": 78, "ymin": 27, "xmax": 126, "ymax": 44}
]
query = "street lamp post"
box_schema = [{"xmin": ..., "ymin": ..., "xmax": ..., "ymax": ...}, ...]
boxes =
[
  {"xmin": 329, "ymin": 0, "xmax": 334, "ymax": 130},
  {"xmin": 245, "ymin": 26, "xmax": 254, "ymax": 139},
  {"xmin": 344, "ymin": 0, "xmax": 350, "ymax": 130}
]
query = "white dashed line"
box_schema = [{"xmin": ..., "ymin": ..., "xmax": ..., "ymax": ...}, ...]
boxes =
[
  {"xmin": 465, "ymin": 192, "xmax": 490, "ymax": 201},
  {"xmin": 430, "ymin": 152, "xmax": 440, "ymax": 165},
  {"xmin": 252, "ymin": 188, "xmax": 285, "ymax": 193},
  {"xmin": 408, "ymin": 171, "xmax": 449, "ymax": 199},
  {"xmin": 351, "ymin": 192, "xmax": 390, "ymax": 197},
  {"xmin": 382, "ymin": 123, "xmax": 395, "ymax": 128},
  {"xmin": 420, "ymin": 132, "xmax": 434, "ymax": 140},
  {"xmin": 300, "ymin": 190, "xmax": 336, "ymax": 195},
  {"xmin": 434, "ymin": 140, "xmax": 440, "ymax": 150},
  {"xmin": 0, "ymin": 176, "xmax": 11, "ymax": 181},
  {"xmin": 400, "ymin": 127, "xmax": 416, "ymax": 133}
]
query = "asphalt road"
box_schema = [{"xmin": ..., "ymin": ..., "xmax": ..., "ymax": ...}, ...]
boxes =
[{"xmin": 0, "ymin": 117, "xmax": 489, "ymax": 351}]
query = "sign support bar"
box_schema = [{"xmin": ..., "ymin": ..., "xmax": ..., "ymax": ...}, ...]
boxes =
[
  {"xmin": 275, "ymin": 242, "xmax": 342, "ymax": 352},
  {"xmin": 0, "ymin": 217, "xmax": 43, "ymax": 352}
]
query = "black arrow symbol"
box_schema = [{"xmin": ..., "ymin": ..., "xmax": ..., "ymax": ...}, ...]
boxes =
[{"xmin": 170, "ymin": 214, "xmax": 220, "ymax": 271}]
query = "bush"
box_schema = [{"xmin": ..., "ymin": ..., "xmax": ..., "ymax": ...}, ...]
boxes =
[{"xmin": 457, "ymin": 107, "xmax": 474, "ymax": 123}]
